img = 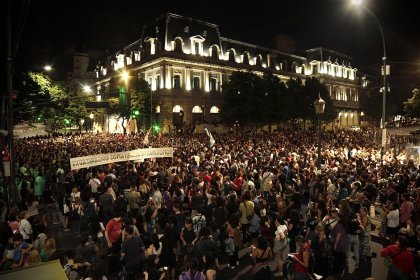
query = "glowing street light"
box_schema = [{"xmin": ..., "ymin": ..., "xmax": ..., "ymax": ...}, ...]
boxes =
[
  {"xmin": 89, "ymin": 113, "xmax": 94, "ymax": 119},
  {"xmin": 44, "ymin": 65, "xmax": 52, "ymax": 71},
  {"xmin": 83, "ymin": 85, "xmax": 92, "ymax": 93},
  {"xmin": 121, "ymin": 70, "xmax": 129, "ymax": 82}
]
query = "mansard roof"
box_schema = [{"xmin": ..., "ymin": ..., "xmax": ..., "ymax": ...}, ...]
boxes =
[
  {"xmin": 162, "ymin": 13, "xmax": 221, "ymax": 51},
  {"xmin": 96, "ymin": 12, "xmax": 360, "ymax": 81},
  {"xmin": 220, "ymin": 37, "xmax": 306, "ymax": 63},
  {"xmin": 306, "ymin": 47, "xmax": 353, "ymax": 67}
]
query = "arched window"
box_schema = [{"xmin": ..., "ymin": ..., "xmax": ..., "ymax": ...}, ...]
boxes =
[
  {"xmin": 228, "ymin": 49, "xmax": 236, "ymax": 62},
  {"xmin": 210, "ymin": 106, "xmax": 220, "ymax": 113},
  {"xmin": 174, "ymin": 38, "xmax": 183, "ymax": 53},
  {"xmin": 192, "ymin": 106, "xmax": 203, "ymax": 123},
  {"xmin": 172, "ymin": 105, "xmax": 183, "ymax": 113},
  {"xmin": 256, "ymin": 55, "xmax": 263, "ymax": 66},
  {"xmin": 210, "ymin": 45, "xmax": 219, "ymax": 59},
  {"xmin": 192, "ymin": 106, "xmax": 203, "ymax": 113},
  {"xmin": 243, "ymin": 52, "xmax": 250, "ymax": 64},
  {"xmin": 172, "ymin": 105, "xmax": 184, "ymax": 126}
]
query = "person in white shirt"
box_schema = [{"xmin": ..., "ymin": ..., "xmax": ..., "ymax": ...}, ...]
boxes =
[
  {"xmin": 386, "ymin": 202, "xmax": 400, "ymax": 245},
  {"xmin": 151, "ymin": 183, "xmax": 162, "ymax": 209},
  {"xmin": 262, "ymin": 167, "xmax": 274, "ymax": 196},
  {"xmin": 273, "ymin": 216, "xmax": 288, "ymax": 274},
  {"xmin": 19, "ymin": 211, "xmax": 33, "ymax": 242},
  {"xmin": 88, "ymin": 176, "xmax": 101, "ymax": 194},
  {"xmin": 242, "ymin": 174, "xmax": 255, "ymax": 196},
  {"xmin": 70, "ymin": 186, "xmax": 81, "ymax": 202}
]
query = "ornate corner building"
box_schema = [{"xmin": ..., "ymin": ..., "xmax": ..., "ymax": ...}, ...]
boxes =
[{"xmin": 94, "ymin": 13, "xmax": 372, "ymax": 133}]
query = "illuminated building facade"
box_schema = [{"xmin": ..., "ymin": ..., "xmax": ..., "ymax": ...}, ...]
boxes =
[{"xmin": 95, "ymin": 13, "xmax": 370, "ymax": 132}]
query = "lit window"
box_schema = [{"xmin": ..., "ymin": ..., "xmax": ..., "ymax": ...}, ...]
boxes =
[
  {"xmin": 210, "ymin": 78, "xmax": 218, "ymax": 91},
  {"xmin": 210, "ymin": 106, "xmax": 220, "ymax": 113},
  {"xmin": 173, "ymin": 75, "xmax": 181, "ymax": 89},
  {"xmin": 173, "ymin": 105, "xmax": 183, "ymax": 113},
  {"xmin": 193, "ymin": 77, "xmax": 200, "ymax": 90},
  {"xmin": 192, "ymin": 106, "xmax": 202, "ymax": 113},
  {"xmin": 117, "ymin": 54, "xmax": 125, "ymax": 68}
]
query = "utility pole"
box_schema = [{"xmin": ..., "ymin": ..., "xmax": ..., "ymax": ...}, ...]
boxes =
[{"xmin": 6, "ymin": 0, "xmax": 17, "ymax": 204}]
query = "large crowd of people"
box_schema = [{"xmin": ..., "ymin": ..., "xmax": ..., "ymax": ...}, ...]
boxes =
[{"xmin": 0, "ymin": 127, "xmax": 420, "ymax": 280}]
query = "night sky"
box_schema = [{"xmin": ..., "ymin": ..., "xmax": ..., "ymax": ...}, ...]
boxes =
[{"xmin": 5, "ymin": 0, "xmax": 420, "ymax": 102}]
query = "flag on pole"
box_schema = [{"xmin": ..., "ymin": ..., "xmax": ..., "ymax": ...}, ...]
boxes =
[
  {"xmin": 204, "ymin": 128, "xmax": 215, "ymax": 148},
  {"xmin": 143, "ymin": 127, "xmax": 152, "ymax": 145}
]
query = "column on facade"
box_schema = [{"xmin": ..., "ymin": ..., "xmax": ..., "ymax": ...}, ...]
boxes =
[
  {"xmin": 204, "ymin": 70, "xmax": 209, "ymax": 92},
  {"xmin": 165, "ymin": 65, "xmax": 172, "ymax": 89},
  {"xmin": 160, "ymin": 66, "xmax": 165, "ymax": 89},
  {"xmin": 185, "ymin": 67, "xmax": 191, "ymax": 91},
  {"xmin": 218, "ymin": 72, "xmax": 223, "ymax": 92}
]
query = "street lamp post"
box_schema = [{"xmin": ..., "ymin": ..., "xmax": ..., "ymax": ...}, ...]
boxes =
[
  {"xmin": 351, "ymin": 0, "xmax": 389, "ymax": 162},
  {"xmin": 314, "ymin": 95, "xmax": 326, "ymax": 169},
  {"xmin": 150, "ymin": 91, "xmax": 153, "ymax": 129}
]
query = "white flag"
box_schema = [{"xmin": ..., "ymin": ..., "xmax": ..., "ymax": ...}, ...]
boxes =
[
  {"xmin": 143, "ymin": 127, "xmax": 152, "ymax": 145},
  {"xmin": 204, "ymin": 128, "xmax": 215, "ymax": 148}
]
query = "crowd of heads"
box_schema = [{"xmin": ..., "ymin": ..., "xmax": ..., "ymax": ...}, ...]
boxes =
[{"xmin": 0, "ymin": 127, "xmax": 420, "ymax": 279}]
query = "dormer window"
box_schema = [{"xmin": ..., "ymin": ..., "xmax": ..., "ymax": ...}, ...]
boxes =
[
  {"xmin": 101, "ymin": 66, "xmax": 107, "ymax": 76},
  {"xmin": 126, "ymin": 56, "xmax": 132, "ymax": 66},
  {"xmin": 117, "ymin": 54, "xmax": 125, "ymax": 69},
  {"xmin": 134, "ymin": 51, "xmax": 140, "ymax": 62},
  {"xmin": 190, "ymin": 35, "xmax": 205, "ymax": 56},
  {"xmin": 112, "ymin": 61, "xmax": 118, "ymax": 71},
  {"xmin": 144, "ymin": 38, "xmax": 156, "ymax": 55}
]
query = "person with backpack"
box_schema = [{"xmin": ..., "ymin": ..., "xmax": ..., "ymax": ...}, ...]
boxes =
[
  {"xmin": 239, "ymin": 192, "xmax": 254, "ymax": 245},
  {"xmin": 192, "ymin": 206, "xmax": 206, "ymax": 235},
  {"xmin": 291, "ymin": 235, "xmax": 314, "ymax": 280},
  {"xmin": 83, "ymin": 196, "xmax": 99, "ymax": 241},
  {"xmin": 250, "ymin": 236, "xmax": 273, "ymax": 280}
]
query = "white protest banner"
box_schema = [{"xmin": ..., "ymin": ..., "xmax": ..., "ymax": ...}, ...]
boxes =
[{"xmin": 70, "ymin": 147, "xmax": 174, "ymax": 170}]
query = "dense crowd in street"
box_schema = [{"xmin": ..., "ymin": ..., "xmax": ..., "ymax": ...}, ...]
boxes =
[{"xmin": 0, "ymin": 128, "xmax": 420, "ymax": 280}]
